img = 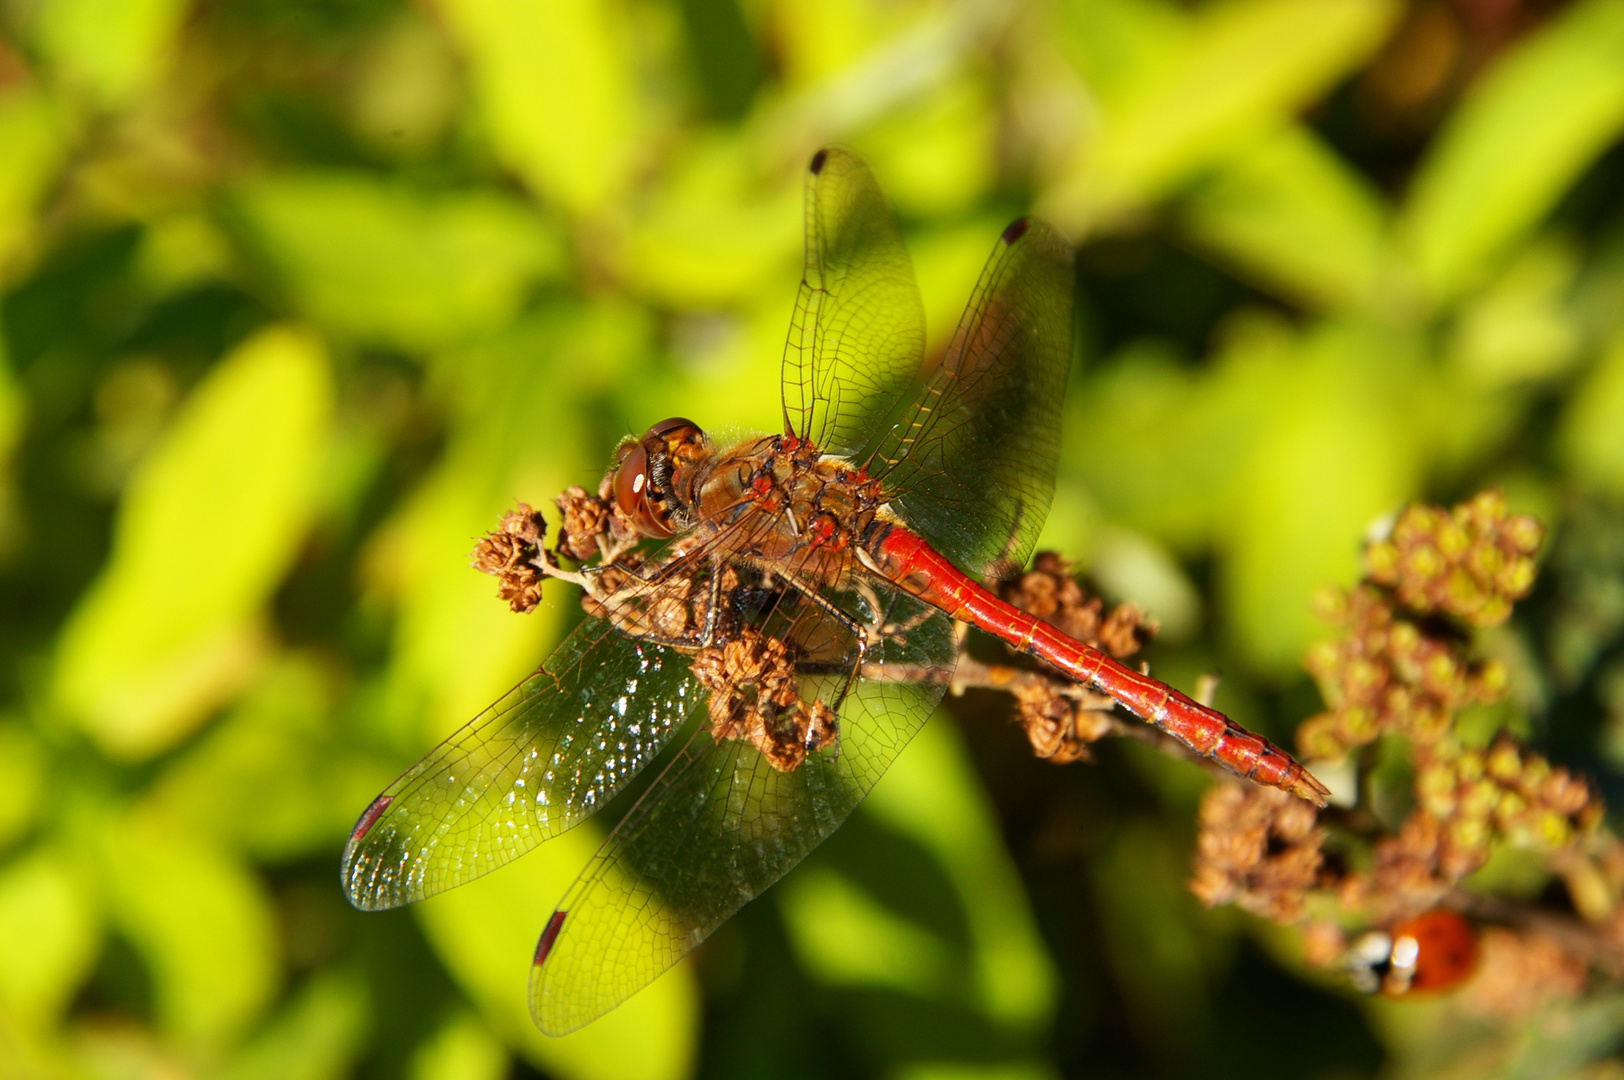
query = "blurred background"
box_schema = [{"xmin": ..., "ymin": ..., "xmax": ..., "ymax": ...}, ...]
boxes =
[{"xmin": 2, "ymin": 0, "xmax": 1624, "ymax": 1076}]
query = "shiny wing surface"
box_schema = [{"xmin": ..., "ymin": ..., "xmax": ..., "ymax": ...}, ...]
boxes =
[
  {"xmin": 527, "ymin": 586, "xmax": 954, "ymax": 1035},
  {"xmin": 781, "ymin": 147, "xmax": 927, "ymax": 458},
  {"xmin": 341, "ymin": 615, "xmax": 701, "ymax": 910},
  {"xmin": 869, "ymin": 218, "xmax": 1075, "ymax": 580}
]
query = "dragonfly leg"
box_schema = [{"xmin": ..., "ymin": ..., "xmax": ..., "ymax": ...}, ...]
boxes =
[{"xmin": 771, "ymin": 571, "xmax": 869, "ymax": 719}]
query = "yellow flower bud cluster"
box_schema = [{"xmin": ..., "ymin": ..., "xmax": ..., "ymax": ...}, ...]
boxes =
[
  {"xmin": 1364, "ymin": 490, "xmax": 1544, "ymax": 629},
  {"xmin": 1416, "ymin": 740, "xmax": 1601, "ymax": 858},
  {"xmin": 1297, "ymin": 585, "xmax": 1507, "ymax": 759}
]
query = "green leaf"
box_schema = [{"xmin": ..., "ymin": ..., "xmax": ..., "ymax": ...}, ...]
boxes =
[
  {"xmin": 237, "ymin": 174, "xmax": 565, "ymax": 352},
  {"xmin": 0, "ymin": 88, "xmax": 66, "ymax": 281},
  {"xmin": 102, "ymin": 808, "xmax": 278, "ymax": 1048},
  {"xmin": 32, "ymin": 0, "xmax": 191, "ymax": 106},
  {"xmin": 1401, "ymin": 0, "xmax": 1624, "ymax": 307},
  {"xmin": 408, "ymin": 1011, "xmax": 510, "ymax": 1080},
  {"xmin": 1050, "ymin": 0, "xmax": 1399, "ymax": 221},
  {"xmin": 415, "ymin": 824, "xmax": 700, "ymax": 1080},
  {"xmin": 781, "ymin": 718, "xmax": 1055, "ymax": 1033},
  {"xmin": 0, "ymin": 846, "xmax": 102, "ymax": 1029},
  {"xmin": 1449, "ymin": 237, "xmax": 1583, "ymax": 387},
  {"xmin": 219, "ymin": 972, "xmax": 370, "ymax": 1080},
  {"xmin": 54, "ymin": 325, "xmax": 333, "ymax": 759},
  {"xmin": 1559, "ymin": 332, "xmax": 1624, "ymax": 498},
  {"xmin": 0, "ymin": 721, "xmax": 45, "ymax": 853},
  {"xmin": 617, "ymin": 140, "xmax": 801, "ymax": 309},
  {"xmin": 148, "ymin": 658, "xmax": 386, "ymax": 860},
  {"xmin": 1179, "ymin": 125, "xmax": 1398, "ymax": 314},
  {"xmin": 434, "ymin": 0, "xmax": 640, "ymax": 215}
]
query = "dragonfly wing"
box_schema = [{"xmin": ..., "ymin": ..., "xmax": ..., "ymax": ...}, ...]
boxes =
[
  {"xmin": 870, "ymin": 218, "xmax": 1076, "ymax": 580},
  {"xmin": 782, "ymin": 147, "xmax": 927, "ymax": 459},
  {"xmin": 527, "ymin": 590, "xmax": 954, "ymax": 1035},
  {"xmin": 341, "ymin": 615, "xmax": 701, "ymax": 910}
]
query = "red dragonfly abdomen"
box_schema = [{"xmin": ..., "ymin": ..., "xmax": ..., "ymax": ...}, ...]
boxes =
[{"xmin": 874, "ymin": 526, "xmax": 1330, "ymax": 806}]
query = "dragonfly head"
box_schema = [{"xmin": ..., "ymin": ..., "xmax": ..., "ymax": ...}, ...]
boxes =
[{"xmin": 613, "ymin": 417, "xmax": 710, "ymax": 538}]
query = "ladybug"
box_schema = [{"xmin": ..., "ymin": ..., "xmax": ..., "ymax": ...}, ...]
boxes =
[{"xmin": 1347, "ymin": 909, "xmax": 1478, "ymax": 996}]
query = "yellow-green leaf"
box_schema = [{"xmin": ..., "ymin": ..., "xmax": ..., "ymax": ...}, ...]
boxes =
[
  {"xmin": 1050, "ymin": 0, "xmax": 1399, "ymax": 222},
  {"xmin": 54, "ymin": 325, "xmax": 333, "ymax": 759},
  {"xmin": 1402, "ymin": 0, "xmax": 1624, "ymax": 307},
  {"xmin": 0, "ymin": 89, "xmax": 66, "ymax": 281},
  {"xmin": 237, "ymin": 174, "xmax": 564, "ymax": 352},
  {"xmin": 416, "ymin": 825, "xmax": 700, "ymax": 1080},
  {"xmin": 1180, "ymin": 125, "xmax": 1397, "ymax": 314},
  {"xmin": 33, "ymin": 0, "xmax": 191, "ymax": 106},
  {"xmin": 1559, "ymin": 333, "xmax": 1624, "ymax": 498},
  {"xmin": 0, "ymin": 846, "xmax": 101, "ymax": 1030},
  {"xmin": 218, "ymin": 972, "xmax": 370, "ymax": 1080},
  {"xmin": 434, "ymin": 0, "xmax": 639, "ymax": 216},
  {"xmin": 102, "ymin": 808, "xmax": 279, "ymax": 1049}
]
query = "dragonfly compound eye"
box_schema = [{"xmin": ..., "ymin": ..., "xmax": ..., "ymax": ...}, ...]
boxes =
[{"xmin": 612, "ymin": 441, "xmax": 673, "ymax": 539}]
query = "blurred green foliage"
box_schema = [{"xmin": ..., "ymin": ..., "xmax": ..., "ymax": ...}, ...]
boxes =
[{"xmin": 0, "ymin": 0, "xmax": 1622, "ymax": 1077}]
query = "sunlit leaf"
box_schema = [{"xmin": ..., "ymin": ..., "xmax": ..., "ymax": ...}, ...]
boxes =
[
  {"xmin": 408, "ymin": 1011, "xmax": 510, "ymax": 1080},
  {"xmin": 856, "ymin": 76, "xmax": 997, "ymax": 217},
  {"xmin": 416, "ymin": 824, "xmax": 700, "ymax": 1080},
  {"xmin": 617, "ymin": 141, "xmax": 800, "ymax": 309},
  {"xmin": 783, "ymin": 718, "xmax": 1055, "ymax": 1032},
  {"xmin": 102, "ymin": 808, "xmax": 279, "ymax": 1048},
  {"xmin": 147, "ymin": 657, "xmax": 386, "ymax": 860},
  {"xmin": 218, "ymin": 973, "xmax": 370, "ymax": 1080},
  {"xmin": 0, "ymin": 88, "xmax": 65, "ymax": 281},
  {"xmin": 1559, "ymin": 333, "xmax": 1624, "ymax": 499},
  {"xmin": 237, "ymin": 174, "xmax": 564, "ymax": 352},
  {"xmin": 1402, "ymin": 0, "xmax": 1624, "ymax": 307},
  {"xmin": 1449, "ymin": 238, "xmax": 1583, "ymax": 387},
  {"xmin": 54, "ymin": 326, "xmax": 333, "ymax": 758},
  {"xmin": 434, "ymin": 0, "xmax": 640, "ymax": 215},
  {"xmin": 1179, "ymin": 125, "xmax": 1397, "ymax": 314},
  {"xmin": 780, "ymin": 865, "xmax": 958, "ymax": 997},
  {"xmin": 0, "ymin": 846, "xmax": 101, "ymax": 1029},
  {"xmin": 1217, "ymin": 321, "xmax": 1424, "ymax": 671},
  {"xmin": 32, "ymin": 0, "xmax": 190, "ymax": 106},
  {"xmin": 0, "ymin": 721, "xmax": 44, "ymax": 853},
  {"xmin": 1048, "ymin": 0, "xmax": 1399, "ymax": 223}
]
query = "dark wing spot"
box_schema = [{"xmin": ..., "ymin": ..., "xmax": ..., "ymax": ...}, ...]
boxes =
[
  {"xmin": 1001, "ymin": 217, "xmax": 1031, "ymax": 245},
  {"xmin": 533, "ymin": 910, "xmax": 568, "ymax": 966},
  {"xmin": 349, "ymin": 794, "xmax": 393, "ymax": 842},
  {"xmin": 810, "ymin": 148, "xmax": 828, "ymax": 174}
]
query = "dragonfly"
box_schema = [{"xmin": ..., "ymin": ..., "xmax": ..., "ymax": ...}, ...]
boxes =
[{"xmin": 342, "ymin": 147, "xmax": 1330, "ymax": 1035}]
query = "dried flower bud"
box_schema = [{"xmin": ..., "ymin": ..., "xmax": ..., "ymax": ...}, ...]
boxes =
[
  {"xmin": 1000, "ymin": 552, "xmax": 1155, "ymax": 659},
  {"xmin": 472, "ymin": 504, "xmax": 547, "ymax": 613},
  {"xmin": 1190, "ymin": 785, "xmax": 1325, "ymax": 923}
]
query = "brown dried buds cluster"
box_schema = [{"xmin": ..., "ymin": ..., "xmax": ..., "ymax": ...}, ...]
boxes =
[
  {"xmin": 999, "ymin": 552, "xmax": 1155, "ymax": 658},
  {"xmin": 1190, "ymin": 785, "xmax": 1326, "ymax": 922},
  {"xmin": 1364, "ymin": 490, "xmax": 1544, "ymax": 629},
  {"xmin": 471, "ymin": 504, "xmax": 548, "ymax": 613},
  {"xmin": 691, "ymin": 627, "xmax": 836, "ymax": 773},
  {"xmin": 998, "ymin": 552, "xmax": 1154, "ymax": 762},
  {"xmin": 554, "ymin": 475, "xmax": 641, "ymax": 562}
]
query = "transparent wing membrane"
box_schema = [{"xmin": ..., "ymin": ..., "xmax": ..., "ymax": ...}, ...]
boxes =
[
  {"xmin": 341, "ymin": 615, "xmax": 700, "ymax": 910},
  {"xmin": 782, "ymin": 147, "xmax": 927, "ymax": 458},
  {"xmin": 528, "ymin": 582, "xmax": 954, "ymax": 1034},
  {"xmin": 871, "ymin": 218, "xmax": 1076, "ymax": 580}
]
